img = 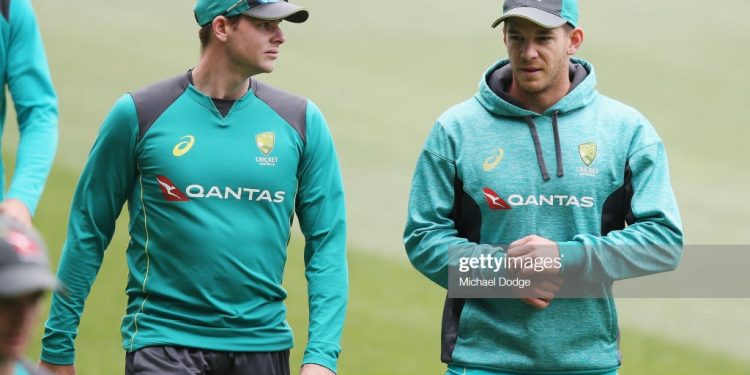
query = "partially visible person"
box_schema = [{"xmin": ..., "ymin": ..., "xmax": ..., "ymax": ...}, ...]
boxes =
[
  {"xmin": 0, "ymin": 0, "xmax": 59, "ymax": 227},
  {"xmin": 0, "ymin": 217, "xmax": 58, "ymax": 375}
]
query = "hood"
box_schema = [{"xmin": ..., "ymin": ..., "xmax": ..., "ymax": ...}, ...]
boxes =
[{"xmin": 475, "ymin": 57, "xmax": 598, "ymax": 117}]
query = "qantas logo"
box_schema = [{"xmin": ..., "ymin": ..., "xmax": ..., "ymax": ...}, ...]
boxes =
[
  {"xmin": 156, "ymin": 176, "xmax": 285, "ymax": 203},
  {"xmin": 157, "ymin": 176, "xmax": 190, "ymax": 201},
  {"xmin": 482, "ymin": 188, "xmax": 512, "ymax": 210},
  {"xmin": 6, "ymin": 230, "xmax": 41, "ymax": 257},
  {"xmin": 483, "ymin": 187, "xmax": 595, "ymax": 209}
]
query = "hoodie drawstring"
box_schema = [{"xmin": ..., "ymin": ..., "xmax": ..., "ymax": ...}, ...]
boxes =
[
  {"xmin": 524, "ymin": 111, "xmax": 564, "ymax": 182},
  {"xmin": 552, "ymin": 111, "xmax": 564, "ymax": 178}
]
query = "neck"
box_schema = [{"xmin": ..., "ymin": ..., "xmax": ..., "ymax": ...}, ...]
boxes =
[
  {"xmin": 192, "ymin": 51, "xmax": 255, "ymax": 100},
  {"xmin": 509, "ymin": 74, "xmax": 570, "ymax": 114}
]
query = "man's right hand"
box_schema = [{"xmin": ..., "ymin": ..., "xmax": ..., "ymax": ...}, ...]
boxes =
[
  {"xmin": 38, "ymin": 362, "xmax": 76, "ymax": 375},
  {"xmin": 514, "ymin": 276, "xmax": 564, "ymax": 310}
]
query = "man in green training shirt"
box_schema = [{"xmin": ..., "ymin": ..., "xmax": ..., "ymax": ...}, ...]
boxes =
[
  {"xmin": 40, "ymin": 1, "xmax": 347, "ymax": 374},
  {"xmin": 0, "ymin": 0, "xmax": 58, "ymax": 226}
]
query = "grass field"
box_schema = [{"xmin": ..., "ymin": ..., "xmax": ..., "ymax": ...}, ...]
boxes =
[
  {"xmin": 21, "ymin": 166, "xmax": 750, "ymax": 374},
  {"xmin": 4, "ymin": 0, "xmax": 750, "ymax": 373}
]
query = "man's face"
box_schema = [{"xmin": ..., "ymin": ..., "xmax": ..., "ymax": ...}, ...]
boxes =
[
  {"xmin": 503, "ymin": 18, "xmax": 574, "ymax": 98},
  {"xmin": 0, "ymin": 292, "xmax": 43, "ymax": 361},
  {"xmin": 225, "ymin": 16, "xmax": 286, "ymax": 76}
]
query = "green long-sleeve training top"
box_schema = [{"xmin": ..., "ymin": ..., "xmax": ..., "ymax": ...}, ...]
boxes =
[
  {"xmin": 0, "ymin": 0, "xmax": 58, "ymax": 214},
  {"xmin": 42, "ymin": 72, "xmax": 348, "ymax": 373}
]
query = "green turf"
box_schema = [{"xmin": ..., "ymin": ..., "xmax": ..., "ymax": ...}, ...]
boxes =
[{"xmin": 20, "ymin": 165, "xmax": 750, "ymax": 374}]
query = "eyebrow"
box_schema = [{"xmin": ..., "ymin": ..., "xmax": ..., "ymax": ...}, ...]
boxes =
[{"xmin": 506, "ymin": 27, "xmax": 555, "ymax": 36}]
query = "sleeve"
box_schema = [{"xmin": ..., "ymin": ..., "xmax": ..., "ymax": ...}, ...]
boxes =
[
  {"xmin": 5, "ymin": 0, "xmax": 58, "ymax": 214},
  {"xmin": 403, "ymin": 122, "xmax": 501, "ymax": 289},
  {"xmin": 40, "ymin": 95, "xmax": 139, "ymax": 365},
  {"xmin": 558, "ymin": 121, "xmax": 684, "ymax": 283},
  {"xmin": 295, "ymin": 101, "xmax": 348, "ymax": 373}
]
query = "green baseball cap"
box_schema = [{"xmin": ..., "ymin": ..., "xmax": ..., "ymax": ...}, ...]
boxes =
[
  {"xmin": 491, "ymin": 0, "xmax": 579, "ymax": 29},
  {"xmin": 194, "ymin": 0, "xmax": 309, "ymax": 27}
]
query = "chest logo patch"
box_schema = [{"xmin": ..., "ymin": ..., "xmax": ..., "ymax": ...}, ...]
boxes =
[
  {"xmin": 482, "ymin": 188, "xmax": 512, "ymax": 210},
  {"xmin": 173, "ymin": 135, "xmax": 195, "ymax": 157},
  {"xmin": 482, "ymin": 148, "xmax": 505, "ymax": 172},
  {"xmin": 578, "ymin": 143, "xmax": 597, "ymax": 166},
  {"xmin": 256, "ymin": 132, "xmax": 275, "ymax": 156}
]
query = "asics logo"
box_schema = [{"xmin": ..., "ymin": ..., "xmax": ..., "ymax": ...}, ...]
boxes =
[
  {"xmin": 482, "ymin": 148, "xmax": 505, "ymax": 172},
  {"xmin": 173, "ymin": 135, "xmax": 195, "ymax": 157}
]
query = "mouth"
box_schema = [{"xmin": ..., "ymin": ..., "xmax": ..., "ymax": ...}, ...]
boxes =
[{"xmin": 520, "ymin": 67, "xmax": 543, "ymax": 74}]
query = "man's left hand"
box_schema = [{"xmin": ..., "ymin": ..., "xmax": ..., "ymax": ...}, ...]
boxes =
[
  {"xmin": 507, "ymin": 235, "xmax": 562, "ymax": 278},
  {"xmin": 300, "ymin": 364, "xmax": 335, "ymax": 375},
  {"xmin": 0, "ymin": 199, "xmax": 32, "ymax": 227}
]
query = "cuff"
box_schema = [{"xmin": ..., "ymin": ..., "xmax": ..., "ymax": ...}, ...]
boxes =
[
  {"xmin": 301, "ymin": 354, "xmax": 337, "ymax": 374},
  {"xmin": 40, "ymin": 350, "xmax": 75, "ymax": 366},
  {"xmin": 40, "ymin": 324, "xmax": 77, "ymax": 365},
  {"xmin": 557, "ymin": 241, "xmax": 586, "ymax": 275}
]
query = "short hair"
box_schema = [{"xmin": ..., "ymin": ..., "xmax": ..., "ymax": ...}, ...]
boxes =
[
  {"xmin": 502, "ymin": 21, "xmax": 575, "ymax": 34},
  {"xmin": 199, "ymin": 15, "xmax": 242, "ymax": 50}
]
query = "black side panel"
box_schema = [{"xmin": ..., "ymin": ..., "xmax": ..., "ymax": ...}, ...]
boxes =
[
  {"xmin": 451, "ymin": 176, "xmax": 482, "ymax": 242},
  {"xmin": 440, "ymin": 297, "xmax": 466, "ymax": 363},
  {"xmin": 441, "ymin": 173, "xmax": 482, "ymax": 363},
  {"xmin": 1, "ymin": 0, "xmax": 9, "ymax": 22},
  {"xmin": 129, "ymin": 73, "xmax": 190, "ymax": 140},
  {"xmin": 251, "ymin": 79, "xmax": 307, "ymax": 144},
  {"xmin": 601, "ymin": 163, "xmax": 635, "ymax": 235}
]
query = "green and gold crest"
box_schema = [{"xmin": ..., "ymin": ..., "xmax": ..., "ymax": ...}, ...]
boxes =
[
  {"xmin": 578, "ymin": 143, "xmax": 597, "ymax": 166},
  {"xmin": 255, "ymin": 132, "xmax": 275, "ymax": 156}
]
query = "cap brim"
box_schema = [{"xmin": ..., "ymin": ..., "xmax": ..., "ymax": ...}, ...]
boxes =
[
  {"xmin": 0, "ymin": 266, "xmax": 59, "ymax": 296},
  {"xmin": 491, "ymin": 7, "xmax": 567, "ymax": 28},
  {"xmin": 243, "ymin": 2, "xmax": 309, "ymax": 23}
]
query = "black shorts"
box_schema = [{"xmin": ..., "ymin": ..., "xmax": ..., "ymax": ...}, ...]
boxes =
[{"xmin": 125, "ymin": 346, "xmax": 290, "ymax": 375}]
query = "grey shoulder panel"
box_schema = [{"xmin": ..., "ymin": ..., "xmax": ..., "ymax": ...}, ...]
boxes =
[
  {"xmin": 1, "ymin": 0, "xmax": 10, "ymax": 22},
  {"xmin": 251, "ymin": 79, "xmax": 307, "ymax": 144},
  {"xmin": 129, "ymin": 73, "xmax": 190, "ymax": 140}
]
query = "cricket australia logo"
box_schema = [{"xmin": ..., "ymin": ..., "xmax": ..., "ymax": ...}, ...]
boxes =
[
  {"xmin": 255, "ymin": 132, "xmax": 278, "ymax": 167},
  {"xmin": 256, "ymin": 132, "xmax": 275, "ymax": 155},
  {"xmin": 577, "ymin": 142, "xmax": 599, "ymax": 177}
]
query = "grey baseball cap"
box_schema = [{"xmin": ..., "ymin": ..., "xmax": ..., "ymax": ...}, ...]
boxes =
[
  {"xmin": 195, "ymin": 0, "xmax": 309, "ymax": 27},
  {"xmin": 0, "ymin": 218, "xmax": 58, "ymax": 296},
  {"xmin": 491, "ymin": 0, "xmax": 579, "ymax": 29}
]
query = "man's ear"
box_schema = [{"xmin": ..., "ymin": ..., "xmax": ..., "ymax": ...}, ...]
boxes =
[
  {"xmin": 212, "ymin": 16, "xmax": 231, "ymax": 43},
  {"xmin": 567, "ymin": 27, "xmax": 584, "ymax": 55}
]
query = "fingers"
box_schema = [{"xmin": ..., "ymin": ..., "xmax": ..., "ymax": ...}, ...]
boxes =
[
  {"xmin": 521, "ymin": 297, "xmax": 550, "ymax": 310},
  {"xmin": 506, "ymin": 244, "xmax": 532, "ymax": 258},
  {"xmin": 509, "ymin": 235, "xmax": 537, "ymax": 249}
]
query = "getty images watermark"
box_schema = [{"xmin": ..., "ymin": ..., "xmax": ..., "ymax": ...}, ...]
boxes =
[{"xmin": 448, "ymin": 245, "xmax": 750, "ymax": 298}]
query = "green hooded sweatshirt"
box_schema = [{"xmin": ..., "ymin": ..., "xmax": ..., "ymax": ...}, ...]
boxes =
[{"xmin": 404, "ymin": 58, "xmax": 683, "ymax": 374}]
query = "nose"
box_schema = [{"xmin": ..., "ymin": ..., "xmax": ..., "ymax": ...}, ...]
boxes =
[
  {"xmin": 520, "ymin": 41, "xmax": 539, "ymax": 61},
  {"xmin": 272, "ymin": 24, "xmax": 285, "ymax": 45}
]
